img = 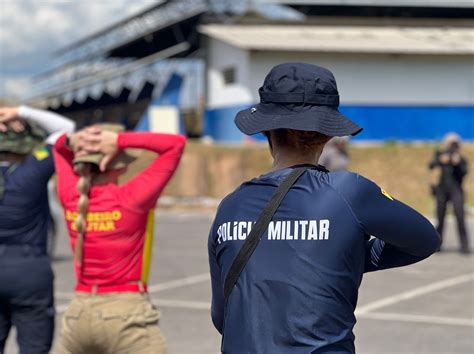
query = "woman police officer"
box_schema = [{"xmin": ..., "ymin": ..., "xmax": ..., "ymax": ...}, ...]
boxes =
[{"xmin": 208, "ymin": 63, "xmax": 440, "ymax": 354}]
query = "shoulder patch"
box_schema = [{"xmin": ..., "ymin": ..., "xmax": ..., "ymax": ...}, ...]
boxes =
[
  {"xmin": 381, "ymin": 188, "xmax": 394, "ymax": 201},
  {"xmin": 33, "ymin": 147, "xmax": 50, "ymax": 161}
]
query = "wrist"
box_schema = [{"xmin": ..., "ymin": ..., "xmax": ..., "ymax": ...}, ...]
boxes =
[
  {"xmin": 117, "ymin": 132, "xmax": 126, "ymax": 150},
  {"xmin": 65, "ymin": 132, "xmax": 78, "ymax": 150},
  {"xmin": 16, "ymin": 106, "xmax": 26, "ymax": 119}
]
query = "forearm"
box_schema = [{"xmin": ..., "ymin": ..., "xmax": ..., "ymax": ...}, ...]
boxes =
[
  {"xmin": 457, "ymin": 159, "xmax": 468, "ymax": 177},
  {"xmin": 334, "ymin": 173, "xmax": 440, "ymax": 268},
  {"xmin": 366, "ymin": 200, "xmax": 441, "ymax": 258},
  {"xmin": 118, "ymin": 132, "xmax": 186, "ymax": 210},
  {"xmin": 53, "ymin": 133, "xmax": 78, "ymax": 202},
  {"xmin": 18, "ymin": 106, "xmax": 75, "ymax": 135},
  {"xmin": 365, "ymin": 239, "xmax": 432, "ymax": 273},
  {"xmin": 117, "ymin": 132, "xmax": 186, "ymax": 155}
]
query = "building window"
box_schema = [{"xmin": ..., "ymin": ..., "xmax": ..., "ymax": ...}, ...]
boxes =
[{"xmin": 222, "ymin": 67, "xmax": 236, "ymax": 85}]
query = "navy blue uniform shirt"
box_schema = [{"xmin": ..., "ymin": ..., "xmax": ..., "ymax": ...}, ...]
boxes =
[
  {"xmin": 0, "ymin": 145, "xmax": 54, "ymax": 252},
  {"xmin": 208, "ymin": 165, "xmax": 440, "ymax": 354}
]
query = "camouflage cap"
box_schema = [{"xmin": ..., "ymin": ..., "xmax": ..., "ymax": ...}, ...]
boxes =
[{"xmin": 0, "ymin": 121, "xmax": 47, "ymax": 155}]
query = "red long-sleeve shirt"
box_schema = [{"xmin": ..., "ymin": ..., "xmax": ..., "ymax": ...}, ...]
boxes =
[{"xmin": 53, "ymin": 132, "xmax": 186, "ymax": 287}]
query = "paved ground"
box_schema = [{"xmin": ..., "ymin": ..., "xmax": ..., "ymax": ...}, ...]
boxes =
[{"xmin": 5, "ymin": 213, "xmax": 474, "ymax": 354}]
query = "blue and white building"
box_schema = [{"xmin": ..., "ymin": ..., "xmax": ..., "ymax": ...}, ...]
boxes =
[
  {"xmin": 27, "ymin": 0, "xmax": 474, "ymax": 142},
  {"xmin": 201, "ymin": 4, "xmax": 474, "ymax": 142}
]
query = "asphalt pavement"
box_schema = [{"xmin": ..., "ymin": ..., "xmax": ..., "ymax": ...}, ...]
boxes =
[{"xmin": 5, "ymin": 213, "xmax": 474, "ymax": 354}]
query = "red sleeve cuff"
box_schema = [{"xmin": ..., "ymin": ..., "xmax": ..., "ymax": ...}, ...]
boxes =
[
  {"xmin": 117, "ymin": 132, "xmax": 126, "ymax": 150},
  {"xmin": 54, "ymin": 133, "xmax": 69, "ymax": 152}
]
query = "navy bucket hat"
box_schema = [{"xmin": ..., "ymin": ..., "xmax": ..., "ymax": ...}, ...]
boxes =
[{"xmin": 235, "ymin": 62, "xmax": 362, "ymax": 137}]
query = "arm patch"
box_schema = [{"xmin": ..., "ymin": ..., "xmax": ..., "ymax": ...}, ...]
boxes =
[
  {"xmin": 33, "ymin": 146, "xmax": 50, "ymax": 161},
  {"xmin": 381, "ymin": 188, "xmax": 394, "ymax": 201}
]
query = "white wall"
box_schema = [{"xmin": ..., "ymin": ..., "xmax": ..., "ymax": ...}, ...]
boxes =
[
  {"xmin": 206, "ymin": 38, "xmax": 253, "ymax": 109},
  {"xmin": 249, "ymin": 51, "xmax": 474, "ymax": 106},
  {"xmin": 207, "ymin": 38, "xmax": 474, "ymax": 106}
]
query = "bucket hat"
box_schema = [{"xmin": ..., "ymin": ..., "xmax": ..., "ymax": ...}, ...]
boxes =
[
  {"xmin": 73, "ymin": 123, "xmax": 136, "ymax": 170},
  {"xmin": 235, "ymin": 62, "xmax": 362, "ymax": 137}
]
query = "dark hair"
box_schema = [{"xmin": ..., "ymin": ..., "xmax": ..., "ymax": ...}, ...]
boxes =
[{"xmin": 266, "ymin": 129, "xmax": 330, "ymax": 151}]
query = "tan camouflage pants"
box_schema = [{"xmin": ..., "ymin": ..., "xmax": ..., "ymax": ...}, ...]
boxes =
[{"xmin": 58, "ymin": 292, "xmax": 168, "ymax": 354}]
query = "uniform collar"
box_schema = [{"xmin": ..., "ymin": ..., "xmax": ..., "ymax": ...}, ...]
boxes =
[
  {"xmin": 252, "ymin": 163, "xmax": 328, "ymax": 185},
  {"xmin": 288, "ymin": 163, "xmax": 329, "ymax": 172}
]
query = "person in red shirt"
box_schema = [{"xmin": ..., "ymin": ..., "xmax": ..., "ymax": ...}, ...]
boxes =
[{"xmin": 53, "ymin": 124, "xmax": 186, "ymax": 354}]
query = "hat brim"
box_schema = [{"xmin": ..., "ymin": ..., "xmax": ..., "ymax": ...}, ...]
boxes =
[
  {"xmin": 73, "ymin": 150, "xmax": 137, "ymax": 170},
  {"xmin": 235, "ymin": 103, "xmax": 362, "ymax": 137}
]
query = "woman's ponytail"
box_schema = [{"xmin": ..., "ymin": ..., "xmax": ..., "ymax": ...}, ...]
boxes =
[{"xmin": 74, "ymin": 162, "xmax": 93, "ymax": 266}]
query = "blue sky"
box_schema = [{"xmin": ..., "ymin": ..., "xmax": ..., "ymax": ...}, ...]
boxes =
[{"xmin": 0, "ymin": 0, "xmax": 158, "ymax": 100}]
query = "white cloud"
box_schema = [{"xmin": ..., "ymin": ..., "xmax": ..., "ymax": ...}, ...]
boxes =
[
  {"xmin": 0, "ymin": 0, "xmax": 159, "ymax": 98},
  {"xmin": 0, "ymin": 76, "xmax": 31, "ymax": 99}
]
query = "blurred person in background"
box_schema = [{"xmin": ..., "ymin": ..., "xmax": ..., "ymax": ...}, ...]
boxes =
[
  {"xmin": 319, "ymin": 136, "xmax": 350, "ymax": 171},
  {"xmin": 54, "ymin": 124, "xmax": 185, "ymax": 354},
  {"xmin": 0, "ymin": 106, "xmax": 74, "ymax": 354},
  {"xmin": 208, "ymin": 63, "xmax": 441, "ymax": 354},
  {"xmin": 429, "ymin": 132, "xmax": 470, "ymax": 254}
]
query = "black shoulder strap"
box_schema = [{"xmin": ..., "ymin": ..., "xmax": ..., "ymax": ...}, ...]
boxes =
[{"xmin": 223, "ymin": 166, "xmax": 308, "ymax": 303}]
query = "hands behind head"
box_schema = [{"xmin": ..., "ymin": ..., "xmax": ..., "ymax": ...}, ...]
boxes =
[
  {"xmin": 0, "ymin": 106, "xmax": 24, "ymax": 133},
  {"xmin": 70, "ymin": 126, "xmax": 119, "ymax": 172}
]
